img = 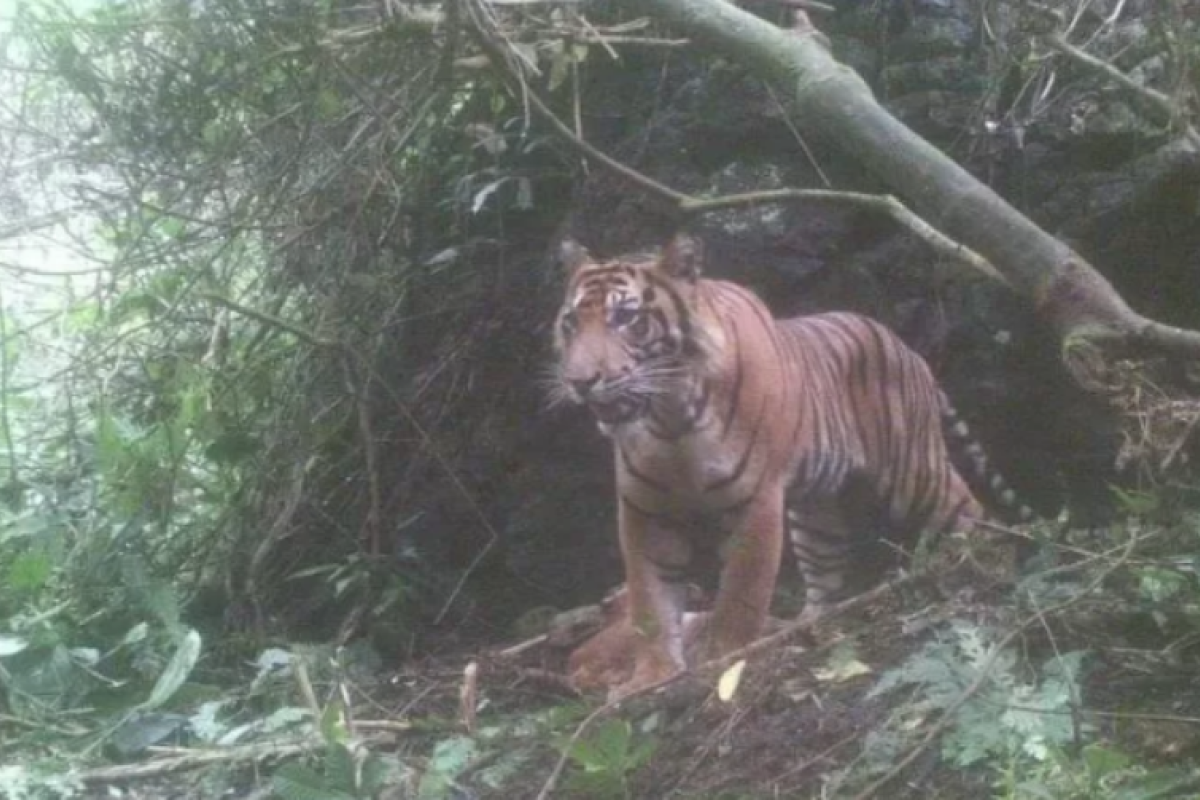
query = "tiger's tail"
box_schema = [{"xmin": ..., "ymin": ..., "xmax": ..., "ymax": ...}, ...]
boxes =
[{"xmin": 940, "ymin": 396, "xmax": 1034, "ymax": 525}]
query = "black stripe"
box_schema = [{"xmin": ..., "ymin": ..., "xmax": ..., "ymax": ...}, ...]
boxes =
[
  {"xmin": 646, "ymin": 273, "xmax": 692, "ymax": 341},
  {"xmin": 704, "ymin": 398, "xmax": 765, "ymax": 493}
]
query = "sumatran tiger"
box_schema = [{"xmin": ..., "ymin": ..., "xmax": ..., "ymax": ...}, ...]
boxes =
[{"xmin": 551, "ymin": 232, "xmax": 1027, "ymax": 699}]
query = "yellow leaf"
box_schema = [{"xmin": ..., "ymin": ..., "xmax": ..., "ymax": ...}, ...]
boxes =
[
  {"xmin": 813, "ymin": 658, "xmax": 872, "ymax": 684},
  {"xmin": 717, "ymin": 659, "xmax": 746, "ymax": 702}
]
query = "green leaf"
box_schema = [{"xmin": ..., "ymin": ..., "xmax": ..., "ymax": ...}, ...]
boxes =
[
  {"xmin": 142, "ymin": 629, "xmax": 201, "ymax": 710},
  {"xmin": 359, "ymin": 753, "xmax": 395, "ymax": 796},
  {"xmin": 324, "ymin": 743, "xmax": 357, "ymax": 793},
  {"xmin": 8, "ymin": 551, "xmax": 52, "ymax": 593},
  {"xmin": 568, "ymin": 719, "xmax": 632, "ymax": 772},
  {"xmin": 316, "ymin": 89, "xmax": 341, "ymax": 119},
  {"xmin": 563, "ymin": 767, "xmax": 625, "ymax": 800},
  {"xmin": 272, "ymin": 763, "xmax": 355, "ymax": 800},
  {"xmin": 1112, "ymin": 767, "xmax": 1200, "ymax": 800},
  {"xmin": 418, "ymin": 736, "xmax": 476, "ymax": 798},
  {"xmin": 120, "ymin": 622, "xmax": 150, "ymax": 648},
  {"xmin": 111, "ymin": 712, "xmax": 188, "ymax": 755},
  {"xmin": 319, "ymin": 698, "xmax": 349, "ymax": 746},
  {"xmin": 1081, "ymin": 744, "xmax": 1132, "ymax": 779}
]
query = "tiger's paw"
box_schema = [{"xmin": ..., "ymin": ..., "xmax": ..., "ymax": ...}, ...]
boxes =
[{"xmin": 607, "ymin": 656, "xmax": 684, "ymax": 702}]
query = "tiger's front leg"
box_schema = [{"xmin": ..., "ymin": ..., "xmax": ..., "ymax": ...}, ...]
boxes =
[
  {"xmin": 703, "ymin": 484, "xmax": 785, "ymax": 660},
  {"xmin": 610, "ymin": 499, "xmax": 693, "ymax": 700}
]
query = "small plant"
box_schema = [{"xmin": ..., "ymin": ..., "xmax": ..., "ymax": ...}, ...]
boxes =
[
  {"xmin": 558, "ymin": 718, "xmax": 658, "ymax": 800},
  {"xmin": 272, "ymin": 742, "xmax": 401, "ymax": 800},
  {"xmin": 869, "ymin": 621, "xmax": 1088, "ymax": 768}
]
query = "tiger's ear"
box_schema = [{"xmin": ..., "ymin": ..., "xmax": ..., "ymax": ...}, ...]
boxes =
[
  {"xmin": 660, "ymin": 233, "xmax": 703, "ymax": 283},
  {"xmin": 559, "ymin": 238, "xmax": 592, "ymax": 275}
]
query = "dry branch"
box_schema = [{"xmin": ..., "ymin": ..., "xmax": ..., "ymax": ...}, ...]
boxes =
[{"xmin": 75, "ymin": 741, "xmax": 322, "ymax": 783}]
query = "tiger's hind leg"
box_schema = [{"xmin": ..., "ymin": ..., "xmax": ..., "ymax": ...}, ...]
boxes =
[{"xmin": 786, "ymin": 491, "xmax": 857, "ymax": 623}]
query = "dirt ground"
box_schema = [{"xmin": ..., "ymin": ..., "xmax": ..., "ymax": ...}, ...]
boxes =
[{"xmin": 371, "ymin": 526, "xmax": 1200, "ymax": 799}]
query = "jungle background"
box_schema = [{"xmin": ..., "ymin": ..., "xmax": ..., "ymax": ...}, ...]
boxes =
[{"xmin": 1, "ymin": 0, "xmax": 1199, "ymax": 797}]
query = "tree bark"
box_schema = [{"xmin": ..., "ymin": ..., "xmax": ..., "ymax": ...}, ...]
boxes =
[{"xmin": 641, "ymin": 0, "xmax": 1200, "ymax": 381}]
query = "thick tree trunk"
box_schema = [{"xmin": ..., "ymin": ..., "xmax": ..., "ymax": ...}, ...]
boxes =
[{"xmin": 642, "ymin": 0, "xmax": 1200, "ymax": 382}]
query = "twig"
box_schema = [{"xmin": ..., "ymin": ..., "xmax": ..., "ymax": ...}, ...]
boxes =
[
  {"xmin": 1045, "ymin": 33, "xmax": 1200, "ymax": 149},
  {"xmin": 849, "ymin": 532, "xmax": 1141, "ymax": 800},
  {"xmin": 464, "ymin": 1, "xmax": 689, "ymax": 206},
  {"xmin": 346, "ymin": 356, "xmax": 383, "ymax": 557},
  {"xmin": 1159, "ymin": 407, "xmax": 1200, "ymax": 473},
  {"xmin": 774, "ymin": 732, "xmax": 860, "ymax": 792},
  {"xmin": 762, "ymin": 0, "xmax": 836, "ymax": 12},
  {"xmin": 506, "ymin": 666, "xmax": 582, "ymax": 694},
  {"xmin": 491, "ymin": 632, "xmax": 550, "ymax": 658},
  {"xmin": 0, "ymin": 282, "xmax": 17, "ymax": 488},
  {"xmin": 74, "ymin": 740, "xmax": 324, "ymax": 783},
  {"xmin": 681, "ymin": 189, "xmax": 1007, "ymax": 284},
  {"xmin": 199, "ymin": 293, "xmax": 337, "ymax": 348}
]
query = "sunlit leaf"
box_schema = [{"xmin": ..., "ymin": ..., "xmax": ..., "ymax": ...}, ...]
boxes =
[
  {"xmin": 0, "ymin": 635, "xmax": 28, "ymax": 657},
  {"xmin": 717, "ymin": 659, "xmax": 746, "ymax": 702},
  {"xmin": 142, "ymin": 629, "xmax": 201, "ymax": 710}
]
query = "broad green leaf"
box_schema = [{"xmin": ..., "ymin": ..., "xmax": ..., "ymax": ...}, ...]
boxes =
[
  {"xmin": 272, "ymin": 763, "xmax": 355, "ymax": 800},
  {"xmin": 1082, "ymin": 743, "xmax": 1131, "ymax": 778},
  {"xmin": 142, "ymin": 629, "xmax": 201, "ymax": 710},
  {"xmin": 324, "ymin": 743, "xmax": 356, "ymax": 793},
  {"xmin": 418, "ymin": 736, "xmax": 476, "ymax": 799}
]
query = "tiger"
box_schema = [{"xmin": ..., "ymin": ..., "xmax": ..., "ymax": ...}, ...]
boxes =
[{"xmin": 551, "ymin": 231, "xmax": 1028, "ymax": 700}]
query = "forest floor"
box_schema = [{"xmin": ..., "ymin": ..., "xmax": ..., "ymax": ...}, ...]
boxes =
[{"xmin": 29, "ymin": 517, "xmax": 1200, "ymax": 800}]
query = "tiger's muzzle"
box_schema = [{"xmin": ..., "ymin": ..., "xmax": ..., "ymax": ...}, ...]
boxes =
[{"xmin": 568, "ymin": 377, "xmax": 648, "ymax": 425}]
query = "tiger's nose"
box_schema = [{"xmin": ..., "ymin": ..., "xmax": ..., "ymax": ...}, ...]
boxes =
[{"xmin": 570, "ymin": 374, "xmax": 602, "ymax": 398}]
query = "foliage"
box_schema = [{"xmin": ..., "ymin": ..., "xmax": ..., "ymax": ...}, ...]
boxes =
[
  {"xmin": 558, "ymin": 718, "xmax": 658, "ymax": 800},
  {"xmin": 868, "ymin": 621, "xmax": 1088, "ymax": 767}
]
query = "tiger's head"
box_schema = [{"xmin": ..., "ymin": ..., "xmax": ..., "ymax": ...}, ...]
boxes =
[{"xmin": 551, "ymin": 233, "xmax": 718, "ymax": 427}]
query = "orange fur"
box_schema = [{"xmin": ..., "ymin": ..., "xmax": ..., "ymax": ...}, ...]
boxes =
[{"xmin": 567, "ymin": 586, "xmax": 709, "ymax": 693}]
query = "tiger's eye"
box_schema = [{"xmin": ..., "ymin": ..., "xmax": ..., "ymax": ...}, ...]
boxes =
[
  {"xmin": 627, "ymin": 314, "xmax": 650, "ymax": 338},
  {"xmin": 560, "ymin": 311, "xmax": 578, "ymax": 335},
  {"xmin": 610, "ymin": 306, "xmax": 640, "ymax": 328}
]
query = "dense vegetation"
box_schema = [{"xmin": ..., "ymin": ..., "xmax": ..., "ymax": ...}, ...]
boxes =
[{"xmin": 1, "ymin": 0, "xmax": 1198, "ymax": 797}]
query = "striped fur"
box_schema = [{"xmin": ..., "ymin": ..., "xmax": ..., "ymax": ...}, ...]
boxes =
[{"xmin": 553, "ymin": 233, "xmax": 1012, "ymax": 698}]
